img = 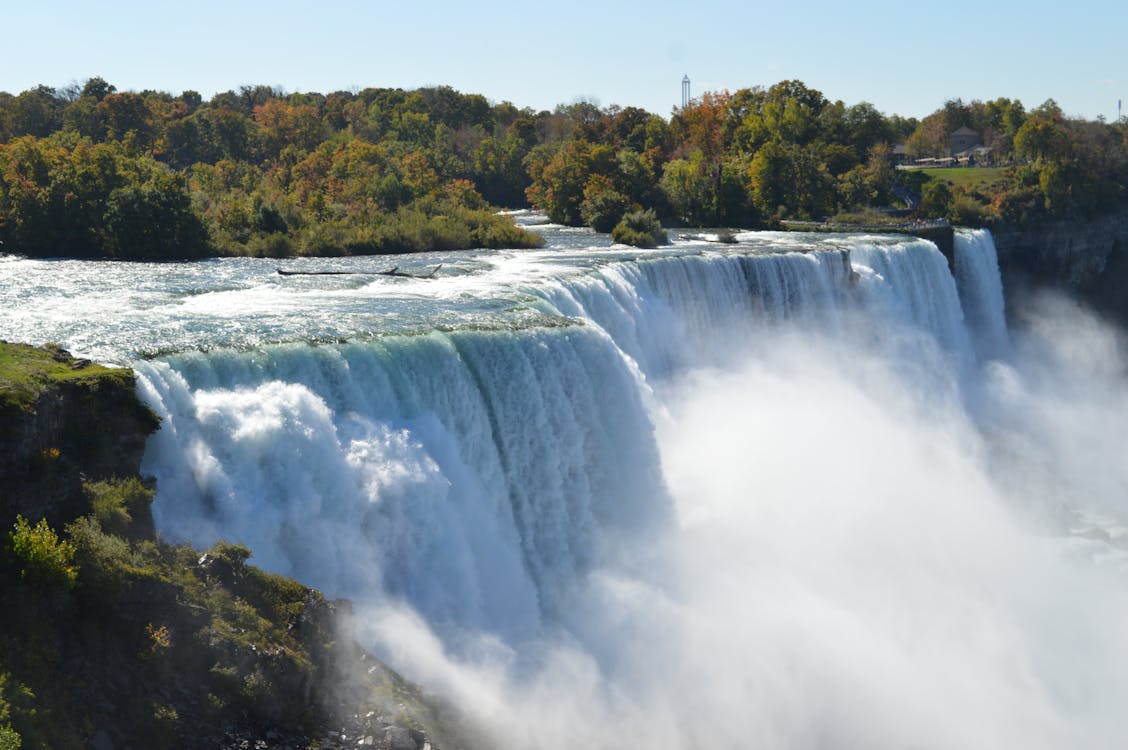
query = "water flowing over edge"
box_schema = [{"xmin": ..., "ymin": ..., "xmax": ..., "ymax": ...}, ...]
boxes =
[
  {"xmin": 139, "ymin": 235, "xmax": 978, "ymax": 633},
  {"xmin": 135, "ymin": 230, "xmax": 1128, "ymax": 749}
]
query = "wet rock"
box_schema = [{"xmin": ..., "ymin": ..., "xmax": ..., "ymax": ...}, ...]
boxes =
[{"xmin": 385, "ymin": 725, "xmax": 421, "ymax": 750}]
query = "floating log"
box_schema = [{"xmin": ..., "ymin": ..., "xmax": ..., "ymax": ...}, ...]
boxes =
[{"xmin": 277, "ymin": 265, "xmax": 442, "ymax": 279}]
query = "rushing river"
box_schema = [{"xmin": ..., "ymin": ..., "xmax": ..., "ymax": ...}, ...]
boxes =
[{"xmin": 3, "ymin": 215, "xmax": 1128, "ymax": 748}]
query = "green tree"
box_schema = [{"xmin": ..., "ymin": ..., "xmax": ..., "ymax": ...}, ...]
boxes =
[
  {"xmin": 7, "ymin": 86, "xmax": 66, "ymax": 138},
  {"xmin": 471, "ymin": 133, "xmax": 531, "ymax": 207},
  {"xmin": 919, "ymin": 180, "xmax": 953, "ymax": 217},
  {"xmin": 580, "ymin": 174, "xmax": 629, "ymax": 232},
  {"xmin": 0, "ymin": 137, "xmax": 210, "ymax": 258},
  {"xmin": 905, "ymin": 112, "xmax": 949, "ymax": 158},
  {"xmin": 105, "ymin": 170, "xmax": 210, "ymax": 258},
  {"xmin": 1014, "ymin": 117, "xmax": 1071, "ymax": 162},
  {"xmin": 748, "ymin": 140, "xmax": 834, "ymax": 220},
  {"xmin": 99, "ymin": 92, "xmax": 155, "ymax": 148},
  {"xmin": 614, "ymin": 147, "xmax": 658, "ymax": 206},
  {"xmin": 80, "ymin": 77, "xmax": 116, "ymax": 102},
  {"xmin": 842, "ymin": 102, "xmax": 895, "ymax": 160},
  {"xmin": 975, "ymin": 97, "xmax": 1026, "ymax": 157},
  {"xmin": 735, "ymin": 80, "xmax": 828, "ymax": 151},
  {"xmin": 838, "ymin": 143, "xmax": 896, "ymax": 208},
  {"xmin": 525, "ymin": 140, "xmax": 614, "ymax": 225},
  {"xmin": 0, "ymin": 673, "xmax": 24, "ymax": 750},
  {"xmin": 660, "ymin": 152, "xmax": 714, "ymax": 225}
]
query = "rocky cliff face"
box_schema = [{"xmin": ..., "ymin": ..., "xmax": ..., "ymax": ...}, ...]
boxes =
[
  {"xmin": 0, "ymin": 342, "xmax": 160, "ymax": 524},
  {"xmin": 992, "ymin": 210, "xmax": 1128, "ymax": 327}
]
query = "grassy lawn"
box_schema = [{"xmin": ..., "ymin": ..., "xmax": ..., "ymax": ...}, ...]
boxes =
[{"xmin": 912, "ymin": 166, "xmax": 1010, "ymax": 191}]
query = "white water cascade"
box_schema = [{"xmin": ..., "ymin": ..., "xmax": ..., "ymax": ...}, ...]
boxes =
[
  {"xmin": 4, "ymin": 225, "xmax": 1125, "ymax": 748},
  {"xmin": 953, "ymin": 227, "xmax": 1010, "ymax": 360},
  {"xmin": 136, "ymin": 234, "xmax": 973, "ymax": 639}
]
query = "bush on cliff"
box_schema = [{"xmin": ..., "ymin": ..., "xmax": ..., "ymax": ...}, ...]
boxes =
[{"xmin": 6, "ymin": 515, "xmax": 77, "ymax": 589}]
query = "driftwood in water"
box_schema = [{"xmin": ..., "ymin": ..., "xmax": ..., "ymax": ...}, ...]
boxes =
[{"xmin": 277, "ymin": 265, "xmax": 442, "ymax": 279}]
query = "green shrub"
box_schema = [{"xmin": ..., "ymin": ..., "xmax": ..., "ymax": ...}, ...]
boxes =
[
  {"xmin": 85, "ymin": 477, "xmax": 154, "ymax": 537},
  {"xmin": 66, "ymin": 516, "xmax": 132, "ymax": 569},
  {"xmin": 611, "ymin": 208, "xmax": 667, "ymax": 248},
  {"xmin": 7, "ymin": 516, "xmax": 77, "ymax": 590},
  {"xmin": 200, "ymin": 541, "xmax": 253, "ymax": 587},
  {"xmin": 208, "ymin": 541, "xmax": 252, "ymax": 568},
  {"xmin": 65, "ymin": 515, "xmax": 136, "ymax": 595}
]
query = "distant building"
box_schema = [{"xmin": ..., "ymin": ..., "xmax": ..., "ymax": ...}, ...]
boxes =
[
  {"xmin": 949, "ymin": 126, "xmax": 994, "ymax": 165},
  {"xmin": 949, "ymin": 126, "xmax": 981, "ymax": 155},
  {"xmin": 900, "ymin": 127, "xmax": 995, "ymax": 169}
]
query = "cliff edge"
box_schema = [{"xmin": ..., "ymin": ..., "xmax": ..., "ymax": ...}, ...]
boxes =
[{"xmin": 992, "ymin": 210, "xmax": 1128, "ymax": 328}]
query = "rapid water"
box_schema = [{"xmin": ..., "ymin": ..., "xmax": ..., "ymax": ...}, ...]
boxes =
[{"xmin": 3, "ymin": 222, "xmax": 1127, "ymax": 748}]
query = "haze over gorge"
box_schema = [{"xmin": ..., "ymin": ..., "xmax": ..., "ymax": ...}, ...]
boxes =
[{"xmin": 3, "ymin": 218, "xmax": 1128, "ymax": 748}]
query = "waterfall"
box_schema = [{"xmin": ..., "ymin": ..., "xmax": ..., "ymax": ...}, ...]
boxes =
[
  {"xmin": 529, "ymin": 250, "xmax": 850, "ymax": 378},
  {"xmin": 953, "ymin": 228, "xmax": 1010, "ymax": 361},
  {"xmin": 849, "ymin": 236, "xmax": 975, "ymax": 364},
  {"xmin": 138, "ymin": 234, "xmax": 1011, "ymax": 640},
  {"xmin": 133, "ymin": 231, "xmax": 1128, "ymax": 750},
  {"xmin": 138, "ymin": 325, "xmax": 668, "ymax": 640}
]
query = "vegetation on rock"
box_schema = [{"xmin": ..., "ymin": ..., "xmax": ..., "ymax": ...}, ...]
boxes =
[
  {"xmin": 612, "ymin": 208, "xmax": 667, "ymax": 248},
  {"xmin": 0, "ymin": 342, "xmax": 132, "ymax": 414}
]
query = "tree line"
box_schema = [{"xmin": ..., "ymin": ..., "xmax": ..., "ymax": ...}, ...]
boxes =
[
  {"xmin": 0, "ymin": 80, "xmax": 547, "ymax": 258},
  {"xmin": 1, "ymin": 78, "xmax": 1126, "ymax": 257}
]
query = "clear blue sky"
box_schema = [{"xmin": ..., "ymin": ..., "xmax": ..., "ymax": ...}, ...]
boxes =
[{"xmin": 3, "ymin": 0, "xmax": 1125, "ymax": 121}]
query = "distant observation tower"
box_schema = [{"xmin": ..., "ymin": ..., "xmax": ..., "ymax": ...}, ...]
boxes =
[{"xmin": 681, "ymin": 75, "xmax": 691, "ymax": 109}]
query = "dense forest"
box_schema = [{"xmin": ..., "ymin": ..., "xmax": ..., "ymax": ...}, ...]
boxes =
[{"xmin": 0, "ymin": 77, "xmax": 1126, "ymax": 258}]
